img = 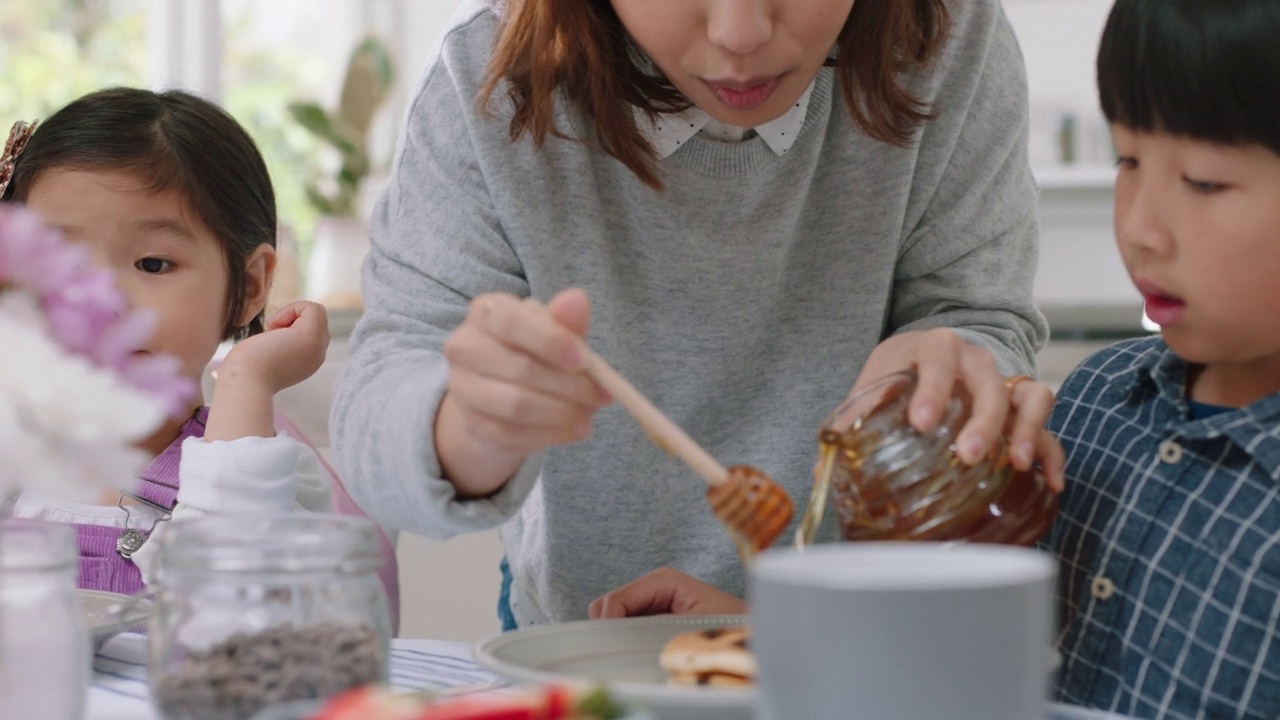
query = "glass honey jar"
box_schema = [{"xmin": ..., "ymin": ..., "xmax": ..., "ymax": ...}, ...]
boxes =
[{"xmin": 795, "ymin": 370, "xmax": 1057, "ymax": 548}]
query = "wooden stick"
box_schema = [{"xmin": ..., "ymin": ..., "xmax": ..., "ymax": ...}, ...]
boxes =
[{"xmin": 579, "ymin": 346, "xmax": 727, "ymax": 486}]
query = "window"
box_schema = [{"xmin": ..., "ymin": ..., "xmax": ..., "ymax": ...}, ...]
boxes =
[
  {"xmin": 0, "ymin": 1, "xmax": 148, "ymax": 119},
  {"xmin": 221, "ymin": 0, "xmax": 362, "ymax": 239}
]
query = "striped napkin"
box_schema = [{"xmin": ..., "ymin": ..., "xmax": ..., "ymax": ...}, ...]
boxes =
[{"xmin": 87, "ymin": 632, "xmax": 501, "ymax": 720}]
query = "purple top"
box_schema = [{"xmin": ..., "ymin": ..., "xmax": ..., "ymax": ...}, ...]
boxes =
[{"xmin": 74, "ymin": 407, "xmax": 208, "ymax": 595}]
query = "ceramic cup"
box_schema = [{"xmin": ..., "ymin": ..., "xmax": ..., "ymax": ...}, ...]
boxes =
[{"xmin": 750, "ymin": 542, "xmax": 1056, "ymax": 720}]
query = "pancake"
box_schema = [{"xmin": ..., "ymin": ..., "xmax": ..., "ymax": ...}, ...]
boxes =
[
  {"xmin": 658, "ymin": 625, "xmax": 756, "ymax": 686},
  {"xmin": 666, "ymin": 669, "xmax": 753, "ymax": 687}
]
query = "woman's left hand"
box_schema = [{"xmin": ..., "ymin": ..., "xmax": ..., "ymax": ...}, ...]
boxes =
[
  {"xmin": 855, "ymin": 328, "xmax": 1065, "ymax": 491},
  {"xmin": 589, "ymin": 568, "xmax": 747, "ymax": 620}
]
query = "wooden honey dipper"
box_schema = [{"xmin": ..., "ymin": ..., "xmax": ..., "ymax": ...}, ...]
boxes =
[{"xmin": 580, "ymin": 347, "xmax": 794, "ymax": 556}]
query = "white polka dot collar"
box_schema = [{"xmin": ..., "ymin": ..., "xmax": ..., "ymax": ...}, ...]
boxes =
[{"xmin": 641, "ymin": 79, "xmax": 816, "ymax": 159}]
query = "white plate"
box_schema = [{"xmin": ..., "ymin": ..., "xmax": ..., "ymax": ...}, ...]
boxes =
[
  {"xmin": 80, "ymin": 589, "xmax": 151, "ymax": 648},
  {"xmin": 475, "ymin": 615, "xmax": 752, "ymax": 720},
  {"xmin": 474, "ymin": 615, "xmax": 1133, "ymax": 720}
]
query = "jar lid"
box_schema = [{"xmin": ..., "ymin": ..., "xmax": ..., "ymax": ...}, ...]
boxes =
[
  {"xmin": 0, "ymin": 518, "xmax": 77, "ymax": 572},
  {"xmin": 157, "ymin": 513, "xmax": 382, "ymax": 574}
]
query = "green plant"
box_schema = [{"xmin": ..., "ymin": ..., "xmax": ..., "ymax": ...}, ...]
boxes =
[{"xmin": 288, "ymin": 36, "xmax": 394, "ymax": 217}]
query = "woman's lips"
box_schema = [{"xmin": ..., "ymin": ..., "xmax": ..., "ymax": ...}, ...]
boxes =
[{"xmin": 703, "ymin": 76, "xmax": 780, "ymax": 111}]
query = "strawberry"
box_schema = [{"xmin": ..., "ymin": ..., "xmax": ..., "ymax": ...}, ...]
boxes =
[
  {"xmin": 414, "ymin": 695, "xmax": 542, "ymax": 720},
  {"xmin": 310, "ymin": 684, "xmax": 626, "ymax": 720},
  {"xmin": 314, "ymin": 686, "xmax": 424, "ymax": 720},
  {"xmin": 543, "ymin": 685, "xmax": 573, "ymax": 718}
]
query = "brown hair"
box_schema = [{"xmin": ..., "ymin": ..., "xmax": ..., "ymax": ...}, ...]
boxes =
[{"xmin": 480, "ymin": 0, "xmax": 951, "ymax": 189}]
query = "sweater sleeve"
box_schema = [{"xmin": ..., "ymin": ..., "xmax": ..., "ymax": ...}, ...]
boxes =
[
  {"xmin": 887, "ymin": 0, "xmax": 1049, "ymax": 377},
  {"xmin": 330, "ymin": 6, "xmax": 543, "ymax": 540}
]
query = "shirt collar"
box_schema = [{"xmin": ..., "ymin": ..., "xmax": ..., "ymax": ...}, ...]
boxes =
[
  {"xmin": 1121, "ymin": 339, "xmax": 1280, "ymax": 477},
  {"xmin": 641, "ymin": 79, "xmax": 816, "ymax": 159},
  {"xmin": 1122, "ymin": 341, "xmax": 1280, "ymax": 418}
]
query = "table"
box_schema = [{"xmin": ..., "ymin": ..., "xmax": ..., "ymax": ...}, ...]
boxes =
[
  {"xmin": 90, "ymin": 633, "xmax": 1132, "ymax": 720},
  {"xmin": 88, "ymin": 633, "xmax": 501, "ymax": 719}
]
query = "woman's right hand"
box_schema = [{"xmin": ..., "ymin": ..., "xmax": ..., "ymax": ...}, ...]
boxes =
[{"xmin": 435, "ymin": 288, "xmax": 610, "ymax": 496}]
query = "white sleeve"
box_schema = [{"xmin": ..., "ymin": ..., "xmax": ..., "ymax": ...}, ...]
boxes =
[
  {"xmin": 130, "ymin": 434, "xmax": 333, "ymax": 584},
  {"xmin": 291, "ymin": 441, "xmax": 334, "ymax": 513},
  {"xmin": 172, "ymin": 434, "xmax": 300, "ymax": 513}
]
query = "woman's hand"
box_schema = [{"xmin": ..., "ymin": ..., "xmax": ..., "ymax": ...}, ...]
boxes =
[
  {"xmin": 856, "ymin": 328, "xmax": 1065, "ymax": 491},
  {"xmin": 435, "ymin": 288, "xmax": 610, "ymax": 496},
  {"xmin": 589, "ymin": 568, "xmax": 747, "ymax": 619}
]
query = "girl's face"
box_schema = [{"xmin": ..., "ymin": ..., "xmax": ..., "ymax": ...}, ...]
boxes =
[
  {"xmin": 611, "ymin": 0, "xmax": 855, "ymax": 126},
  {"xmin": 1112, "ymin": 126, "xmax": 1280, "ymax": 395},
  {"xmin": 26, "ymin": 168, "xmax": 245, "ymax": 384}
]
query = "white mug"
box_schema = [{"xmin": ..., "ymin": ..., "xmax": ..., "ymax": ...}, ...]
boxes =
[{"xmin": 750, "ymin": 542, "xmax": 1056, "ymax": 720}]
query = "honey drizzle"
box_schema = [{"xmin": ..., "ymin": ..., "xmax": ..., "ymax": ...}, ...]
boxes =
[{"xmin": 794, "ymin": 429, "xmax": 844, "ymax": 549}]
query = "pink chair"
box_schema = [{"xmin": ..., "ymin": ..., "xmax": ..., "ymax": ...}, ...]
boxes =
[{"xmin": 273, "ymin": 412, "xmax": 402, "ymax": 636}]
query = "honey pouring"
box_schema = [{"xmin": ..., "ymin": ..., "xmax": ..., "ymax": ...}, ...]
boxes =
[
  {"xmin": 795, "ymin": 370, "xmax": 1056, "ymax": 548},
  {"xmin": 580, "ymin": 346, "xmax": 794, "ymax": 558}
]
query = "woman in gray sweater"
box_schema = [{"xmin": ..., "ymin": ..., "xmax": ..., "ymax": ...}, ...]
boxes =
[{"xmin": 332, "ymin": 0, "xmax": 1063, "ymax": 628}]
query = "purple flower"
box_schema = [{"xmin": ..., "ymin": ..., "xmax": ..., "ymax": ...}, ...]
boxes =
[{"xmin": 0, "ymin": 204, "xmax": 196, "ymax": 416}]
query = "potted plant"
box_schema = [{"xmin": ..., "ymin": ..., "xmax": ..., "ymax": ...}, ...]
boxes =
[{"xmin": 289, "ymin": 36, "xmax": 394, "ymax": 311}]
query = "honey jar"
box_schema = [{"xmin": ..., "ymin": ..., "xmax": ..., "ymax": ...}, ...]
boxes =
[{"xmin": 795, "ymin": 370, "xmax": 1057, "ymax": 547}]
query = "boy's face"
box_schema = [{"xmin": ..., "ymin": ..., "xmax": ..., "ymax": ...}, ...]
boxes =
[
  {"xmin": 611, "ymin": 0, "xmax": 855, "ymax": 127},
  {"xmin": 1112, "ymin": 126, "xmax": 1280, "ymax": 379},
  {"xmin": 26, "ymin": 168, "xmax": 231, "ymax": 387}
]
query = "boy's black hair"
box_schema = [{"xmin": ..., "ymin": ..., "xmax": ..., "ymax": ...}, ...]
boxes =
[
  {"xmin": 1098, "ymin": 0, "xmax": 1280, "ymax": 155},
  {"xmin": 3, "ymin": 87, "xmax": 276, "ymax": 340}
]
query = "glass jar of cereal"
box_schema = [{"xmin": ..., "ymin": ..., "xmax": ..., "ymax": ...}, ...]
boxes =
[{"xmin": 148, "ymin": 514, "xmax": 390, "ymax": 720}]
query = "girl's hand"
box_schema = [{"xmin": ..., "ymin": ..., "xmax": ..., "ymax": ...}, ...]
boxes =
[
  {"xmin": 588, "ymin": 568, "xmax": 747, "ymax": 619},
  {"xmin": 856, "ymin": 328, "xmax": 1065, "ymax": 491},
  {"xmin": 222, "ymin": 300, "xmax": 331, "ymax": 394},
  {"xmin": 434, "ymin": 288, "xmax": 610, "ymax": 495},
  {"xmin": 205, "ymin": 301, "xmax": 330, "ymax": 442}
]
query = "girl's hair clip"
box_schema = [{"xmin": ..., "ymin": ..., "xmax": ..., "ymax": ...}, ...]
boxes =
[{"xmin": 0, "ymin": 119, "xmax": 38, "ymax": 198}]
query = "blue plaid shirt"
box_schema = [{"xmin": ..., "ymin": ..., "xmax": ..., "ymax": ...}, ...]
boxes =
[{"xmin": 1045, "ymin": 337, "xmax": 1280, "ymax": 719}]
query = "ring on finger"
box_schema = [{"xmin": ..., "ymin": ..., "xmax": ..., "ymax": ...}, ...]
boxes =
[{"xmin": 1004, "ymin": 374, "xmax": 1032, "ymax": 391}]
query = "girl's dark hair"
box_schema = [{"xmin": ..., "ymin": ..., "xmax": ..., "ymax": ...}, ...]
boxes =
[
  {"xmin": 3, "ymin": 87, "xmax": 276, "ymax": 339},
  {"xmin": 480, "ymin": 0, "xmax": 950, "ymax": 189},
  {"xmin": 1098, "ymin": 0, "xmax": 1280, "ymax": 155}
]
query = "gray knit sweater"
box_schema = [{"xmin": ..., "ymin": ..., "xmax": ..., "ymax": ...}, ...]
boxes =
[{"xmin": 332, "ymin": 0, "xmax": 1048, "ymax": 626}]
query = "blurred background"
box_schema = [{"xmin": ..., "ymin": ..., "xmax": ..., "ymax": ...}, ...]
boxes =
[{"xmin": 2, "ymin": 0, "xmax": 1139, "ymax": 641}]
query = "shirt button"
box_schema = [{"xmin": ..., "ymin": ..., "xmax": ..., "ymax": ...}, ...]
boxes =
[
  {"xmin": 1158, "ymin": 439, "xmax": 1183, "ymax": 464},
  {"xmin": 1091, "ymin": 576, "xmax": 1115, "ymax": 600}
]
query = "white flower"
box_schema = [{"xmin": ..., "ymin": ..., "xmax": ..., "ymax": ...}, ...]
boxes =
[{"xmin": 0, "ymin": 292, "xmax": 163, "ymax": 503}]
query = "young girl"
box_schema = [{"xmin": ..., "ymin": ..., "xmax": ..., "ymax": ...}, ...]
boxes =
[
  {"xmin": 1, "ymin": 87, "xmax": 332, "ymax": 596},
  {"xmin": 333, "ymin": 0, "xmax": 1064, "ymax": 629}
]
